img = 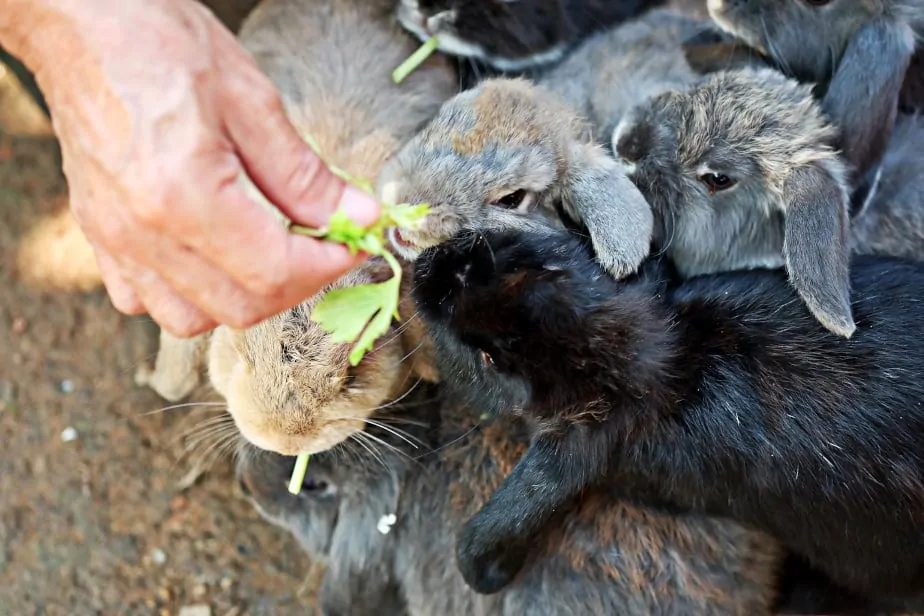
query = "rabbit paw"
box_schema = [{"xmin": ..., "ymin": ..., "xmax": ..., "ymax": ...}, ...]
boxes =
[
  {"xmin": 456, "ymin": 512, "xmax": 531, "ymax": 595},
  {"xmin": 591, "ymin": 231, "xmax": 648, "ymax": 280}
]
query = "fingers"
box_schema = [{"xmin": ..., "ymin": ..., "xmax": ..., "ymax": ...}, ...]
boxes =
[
  {"xmin": 122, "ymin": 259, "xmax": 218, "ymax": 337},
  {"xmin": 217, "ymin": 51, "xmax": 381, "ymax": 229},
  {"xmin": 92, "ymin": 242, "xmax": 146, "ymax": 315}
]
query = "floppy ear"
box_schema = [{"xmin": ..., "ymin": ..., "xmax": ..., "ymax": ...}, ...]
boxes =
[
  {"xmin": 821, "ymin": 17, "xmax": 916, "ymax": 182},
  {"xmin": 782, "ymin": 163, "xmax": 855, "ymax": 338},
  {"xmin": 560, "ymin": 144, "xmax": 654, "ymax": 279},
  {"xmin": 683, "ymin": 40, "xmax": 772, "ymax": 75}
]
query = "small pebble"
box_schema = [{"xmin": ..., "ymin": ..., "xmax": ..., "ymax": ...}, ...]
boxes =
[
  {"xmin": 11, "ymin": 317, "xmax": 27, "ymax": 334},
  {"xmin": 219, "ymin": 577, "xmax": 232, "ymax": 591},
  {"xmin": 151, "ymin": 548, "xmax": 167, "ymax": 566},
  {"xmin": 178, "ymin": 607, "xmax": 211, "ymax": 616},
  {"xmin": 61, "ymin": 427, "xmax": 78, "ymax": 442},
  {"xmin": 60, "ymin": 379, "xmax": 74, "ymax": 393},
  {"xmin": 192, "ymin": 583, "xmax": 208, "ymax": 598}
]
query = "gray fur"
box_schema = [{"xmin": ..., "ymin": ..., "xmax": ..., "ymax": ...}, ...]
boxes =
[
  {"xmin": 237, "ymin": 388, "xmax": 783, "ymax": 616},
  {"xmin": 851, "ymin": 113, "xmax": 924, "ymax": 259},
  {"xmin": 377, "ymin": 77, "xmax": 654, "ymax": 280},
  {"xmin": 707, "ymin": 0, "xmax": 924, "ymax": 180},
  {"xmin": 612, "ymin": 67, "xmax": 857, "ymax": 337},
  {"xmin": 534, "ymin": 9, "xmax": 711, "ymax": 139}
]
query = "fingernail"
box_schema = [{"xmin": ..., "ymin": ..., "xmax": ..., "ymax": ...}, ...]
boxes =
[{"xmin": 338, "ymin": 185, "xmax": 381, "ymax": 227}]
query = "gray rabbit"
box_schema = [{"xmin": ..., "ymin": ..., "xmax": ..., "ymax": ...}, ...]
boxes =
[
  {"xmin": 706, "ymin": 0, "xmax": 924, "ymax": 183},
  {"xmin": 237, "ymin": 385, "xmax": 783, "ymax": 616},
  {"xmin": 613, "ymin": 67, "xmax": 924, "ymax": 339}
]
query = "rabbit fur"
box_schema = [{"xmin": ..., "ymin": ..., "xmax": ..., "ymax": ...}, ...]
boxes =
[
  {"xmin": 612, "ymin": 67, "xmax": 856, "ymax": 338},
  {"xmin": 140, "ymin": 0, "xmax": 457, "ymax": 456},
  {"xmin": 395, "ymin": 0, "xmax": 669, "ymax": 73},
  {"xmin": 236, "ymin": 383, "xmax": 784, "ymax": 616},
  {"xmin": 377, "ymin": 77, "xmax": 655, "ymax": 285},
  {"xmin": 613, "ymin": 67, "xmax": 924, "ymax": 340},
  {"xmin": 411, "ymin": 207, "xmax": 924, "ymax": 606},
  {"xmin": 532, "ymin": 9, "xmax": 722, "ymax": 140},
  {"xmin": 706, "ymin": 0, "xmax": 924, "ymax": 183}
]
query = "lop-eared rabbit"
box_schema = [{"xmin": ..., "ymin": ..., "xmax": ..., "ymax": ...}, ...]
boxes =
[
  {"xmin": 613, "ymin": 67, "xmax": 924, "ymax": 340},
  {"xmin": 137, "ymin": 0, "xmax": 457, "ymax": 455},
  {"xmin": 237, "ymin": 384, "xmax": 785, "ymax": 615},
  {"xmin": 411, "ymin": 207, "xmax": 924, "ymax": 607}
]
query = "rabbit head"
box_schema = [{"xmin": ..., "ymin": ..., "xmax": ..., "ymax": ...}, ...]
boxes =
[
  {"xmin": 237, "ymin": 446, "xmax": 341, "ymax": 558},
  {"xmin": 378, "ymin": 77, "xmax": 654, "ymax": 280},
  {"xmin": 208, "ymin": 258, "xmax": 433, "ymax": 456},
  {"xmin": 612, "ymin": 67, "xmax": 855, "ymax": 338}
]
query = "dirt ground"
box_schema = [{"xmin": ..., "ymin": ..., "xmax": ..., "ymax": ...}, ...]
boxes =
[{"xmin": 0, "ymin": 3, "xmax": 320, "ymax": 615}]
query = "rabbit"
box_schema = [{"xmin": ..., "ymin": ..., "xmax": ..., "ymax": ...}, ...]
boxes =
[
  {"xmin": 377, "ymin": 77, "xmax": 655, "ymax": 287},
  {"xmin": 134, "ymin": 330, "xmax": 211, "ymax": 402},
  {"xmin": 705, "ymin": 0, "xmax": 924, "ymax": 184},
  {"xmin": 611, "ymin": 67, "xmax": 858, "ymax": 338},
  {"xmin": 236, "ymin": 382, "xmax": 786, "ymax": 616},
  {"xmin": 184, "ymin": 0, "xmax": 457, "ymax": 456},
  {"xmin": 394, "ymin": 0, "xmax": 670, "ymax": 74},
  {"xmin": 411, "ymin": 206, "xmax": 924, "ymax": 606}
]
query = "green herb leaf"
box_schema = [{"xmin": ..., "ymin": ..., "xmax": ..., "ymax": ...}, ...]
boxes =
[
  {"xmin": 288, "ymin": 452, "xmax": 310, "ymax": 495},
  {"xmin": 392, "ymin": 36, "xmax": 440, "ymax": 84}
]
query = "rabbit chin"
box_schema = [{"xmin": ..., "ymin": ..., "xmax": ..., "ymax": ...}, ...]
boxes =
[{"xmin": 206, "ymin": 325, "xmax": 404, "ymax": 457}]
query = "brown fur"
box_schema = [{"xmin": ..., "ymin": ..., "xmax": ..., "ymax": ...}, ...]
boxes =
[{"xmin": 156, "ymin": 0, "xmax": 459, "ymax": 455}]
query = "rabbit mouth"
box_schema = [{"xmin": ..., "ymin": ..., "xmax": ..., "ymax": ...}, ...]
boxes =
[{"xmin": 389, "ymin": 227, "xmax": 425, "ymax": 260}]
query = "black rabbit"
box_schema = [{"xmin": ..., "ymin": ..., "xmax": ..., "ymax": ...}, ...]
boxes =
[{"xmin": 412, "ymin": 208, "xmax": 924, "ymax": 608}]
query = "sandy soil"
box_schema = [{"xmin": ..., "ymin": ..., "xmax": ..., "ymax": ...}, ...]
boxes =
[{"xmin": 0, "ymin": 2, "xmax": 319, "ymax": 614}]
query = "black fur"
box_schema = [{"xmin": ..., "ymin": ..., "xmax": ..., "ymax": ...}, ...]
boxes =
[
  {"xmin": 412, "ymin": 212, "xmax": 924, "ymax": 606},
  {"xmin": 400, "ymin": 0, "xmax": 666, "ymax": 71}
]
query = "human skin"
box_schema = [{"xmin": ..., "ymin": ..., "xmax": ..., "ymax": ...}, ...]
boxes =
[{"xmin": 0, "ymin": 0, "xmax": 381, "ymax": 337}]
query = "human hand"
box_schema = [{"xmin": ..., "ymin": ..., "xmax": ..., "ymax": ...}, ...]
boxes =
[{"xmin": 7, "ymin": 0, "xmax": 380, "ymax": 337}]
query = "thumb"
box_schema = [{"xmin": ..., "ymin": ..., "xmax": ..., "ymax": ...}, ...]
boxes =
[{"xmin": 221, "ymin": 68, "xmax": 381, "ymax": 229}]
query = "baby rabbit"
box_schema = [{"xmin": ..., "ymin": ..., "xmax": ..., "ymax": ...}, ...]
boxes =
[
  {"xmin": 378, "ymin": 77, "xmax": 654, "ymax": 284},
  {"xmin": 195, "ymin": 0, "xmax": 457, "ymax": 456},
  {"xmin": 395, "ymin": 0, "xmax": 668, "ymax": 73},
  {"xmin": 412, "ymin": 207, "xmax": 924, "ymax": 605},
  {"xmin": 612, "ymin": 67, "xmax": 856, "ymax": 338},
  {"xmin": 237, "ymin": 384, "xmax": 785, "ymax": 616},
  {"xmin": 706, "ymin": 0, "xmax": 924, "ymax": 182}
]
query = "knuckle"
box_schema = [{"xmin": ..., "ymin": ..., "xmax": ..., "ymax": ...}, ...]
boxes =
[
  {"xmin": 131, "ymin": 193, "xmax": 172, "ymax": 228},
  {"xmin": 243, "ymin": 265, "xmax": 289, "ymax": 298}
]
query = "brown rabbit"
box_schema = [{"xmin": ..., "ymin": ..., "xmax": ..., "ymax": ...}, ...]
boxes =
[
  {"xmin": 378, "ymin": 77, "xmax": 655, "ymax": 283},
  {"xmin": 139, "ymin": 0, "xmax": 458, "ymax": 456},
  {"xmin": 237, "ymin": 384, "xmax": 785, "ymax": 616}
]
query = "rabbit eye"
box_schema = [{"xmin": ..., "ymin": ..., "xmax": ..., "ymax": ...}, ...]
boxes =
[
  {"xmin": 480, "ymin": 350, "xmax": 496, "ymax": 368},
  {"xmin": 699, "ymin": 173, "xmax": 736, "ymax": 194},
  {"xmin": 802, "ymin": 0, "xmax": 833, "ymax": 6},
  {"xmin": 490, "ymin": 189, "xmax": 535, "ymax": 211}
]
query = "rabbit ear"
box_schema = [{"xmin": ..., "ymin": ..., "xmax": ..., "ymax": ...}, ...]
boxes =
[
  {"xmin": 820, "ymin": 18, "xmax": 915, "ymax": 182},
  {"xmin": 682, "ymin": 40, "xmax": 771, "ymax": 75},
  {"xmin": 560, "ymin": 144, "xmax": 653, "ymax": 279},
  {"xmin": 782, "ymin": 163, "xmax": 855, "ymax": 338}
]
